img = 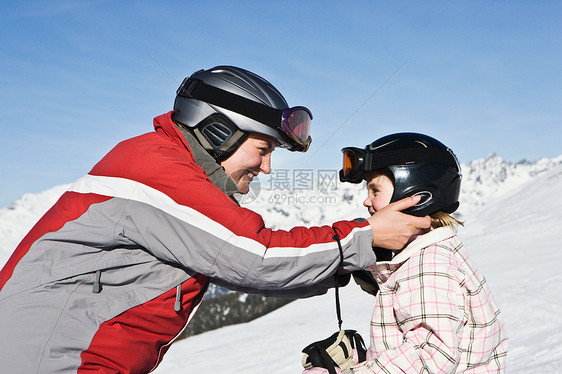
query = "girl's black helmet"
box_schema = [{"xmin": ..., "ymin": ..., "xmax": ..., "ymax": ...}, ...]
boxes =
[{"xmin": 340, "ymin": 133, "xmax": 462, "ymax": 217}]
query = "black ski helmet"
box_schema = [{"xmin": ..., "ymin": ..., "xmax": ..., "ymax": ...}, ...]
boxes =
[
  {"xmin": 340, "ymin": 133, "xmax": 462, "ymax": 217},
  {"xmin": 173, "ymin": 66, "xmax": 311, "ymax": 161}
]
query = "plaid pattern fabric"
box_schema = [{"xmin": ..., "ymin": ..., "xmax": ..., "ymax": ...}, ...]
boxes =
[{"xmin": 352, "ymin": 227, "xmax": 508, "ymax": 373}]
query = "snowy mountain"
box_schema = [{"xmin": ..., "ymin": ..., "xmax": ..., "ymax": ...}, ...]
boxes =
[
  {"xmin": 459, "ymin": 153, "xmax": 562, "ymax": 216},
  {"xmin": 1, "ymin": 154, "xmax": 561, "ymax": 373}
]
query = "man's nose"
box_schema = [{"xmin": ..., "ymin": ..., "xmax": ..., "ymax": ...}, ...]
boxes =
[{"xmin": 260, "ymin": 154, "xmax": 271, "ymax": 174}]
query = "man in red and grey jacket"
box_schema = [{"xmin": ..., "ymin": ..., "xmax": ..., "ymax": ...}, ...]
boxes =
[{"xmin": 0, "ymin": 66, "xmax": 430, "ymax": 373}]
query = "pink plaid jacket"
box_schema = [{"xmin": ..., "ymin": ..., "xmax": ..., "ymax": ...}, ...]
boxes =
[{"xmin": 352, "ymin": 227, "xmax": 508, "ymax": 373}]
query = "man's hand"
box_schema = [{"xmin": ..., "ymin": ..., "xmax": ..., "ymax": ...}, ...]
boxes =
[{"xmin": 366, "ymin": 196, "xmax": 431, "ymax": 250}]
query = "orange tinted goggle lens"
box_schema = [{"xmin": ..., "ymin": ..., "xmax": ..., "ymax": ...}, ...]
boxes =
[{"xmin": 342, "ymin": 150, "xmax": 356, "ymax": 177}]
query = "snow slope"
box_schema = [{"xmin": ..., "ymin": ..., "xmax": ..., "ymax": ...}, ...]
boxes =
[{"xmin": 1, "ymin": 154, "xmax": 561, "ymax": 372}]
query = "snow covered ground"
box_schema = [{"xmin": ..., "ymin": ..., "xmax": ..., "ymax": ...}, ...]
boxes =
[{"xmin": 1, "ymin": 154, "xmax": 561, "ymax": 372}]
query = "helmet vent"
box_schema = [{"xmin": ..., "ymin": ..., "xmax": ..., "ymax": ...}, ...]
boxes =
[{"xmin": 201, "ymin": 121, "xmax": 234, "ymax": 148}]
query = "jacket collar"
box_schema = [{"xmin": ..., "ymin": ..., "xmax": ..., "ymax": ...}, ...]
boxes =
[
  {"xmin": 153, "ymin": 112, "xmax": 240, "ymax": 199},
  {"xmin": 391, "ymin": 226, "xmax": 457, "ymax": 264},
  {"xmin": 369, "ymin": 226, "xmax": 457, "ymax": 283},
  {"xmin": 153, "ymin": 111, "xmax": 190, "ymax": 149}
]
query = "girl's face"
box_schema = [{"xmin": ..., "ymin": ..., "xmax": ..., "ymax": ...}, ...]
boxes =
[{"xmin": 363, "ymin": 171, "xmax": 395, "ymax": 216}]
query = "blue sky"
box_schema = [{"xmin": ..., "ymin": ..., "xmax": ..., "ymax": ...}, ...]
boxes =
[{"xmin": 0, "ymin": 1, "xmax": 560, "ymax": 207}]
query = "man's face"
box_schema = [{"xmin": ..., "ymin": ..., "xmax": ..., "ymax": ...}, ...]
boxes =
[
  {"xmin": 363, "ymin": 171, "xmax": 395, "ymax": 216},
  {"xmin": 221, "ymin": 133, "xmax": 276, "ymax": 194}
]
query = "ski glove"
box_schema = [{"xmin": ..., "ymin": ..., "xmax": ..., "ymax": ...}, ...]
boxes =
[
  {"xmin": 351, "ymin": 271, "xmax": 379, "ymax": 296},
  {"xmin": 352, "ymin": 246, "xmax": 393, "ymax": 296},
  {"xmin": 302, "ymin": 330, "xmax": 367, "ymax": 374}
]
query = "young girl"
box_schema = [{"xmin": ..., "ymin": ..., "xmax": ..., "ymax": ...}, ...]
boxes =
[{"xmin": 341, "ymin": 133, "xmax": 508, "ymax": 373}]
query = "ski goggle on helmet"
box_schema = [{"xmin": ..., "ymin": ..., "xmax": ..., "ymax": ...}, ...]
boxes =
[
  {"xmin": 340, "ymin": 133, "xmax": 462, "ymax": 217},
  {"xmin": 176, "ymin": 77, "xmax": 312, "ymax": 152}
]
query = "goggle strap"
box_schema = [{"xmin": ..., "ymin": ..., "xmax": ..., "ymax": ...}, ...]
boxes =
[
  {"xmin": 365, "ymin": 148, "xmax": 458, "ymax": 170},
  {"xmin": 177, "ymin": 78, "xmax": 282, "ymax": 130}
]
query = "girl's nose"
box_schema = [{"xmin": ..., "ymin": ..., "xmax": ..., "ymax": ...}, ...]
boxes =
[{"xmin": 363, "ymin": 196, "xmax": 372, "ymax": 208}]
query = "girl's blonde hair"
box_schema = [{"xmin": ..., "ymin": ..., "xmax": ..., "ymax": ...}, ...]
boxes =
[{"xmin": 430, "ymin": 211, "xmax": 464, "ymax": 229}]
